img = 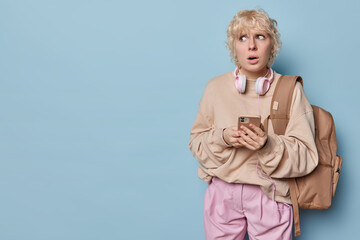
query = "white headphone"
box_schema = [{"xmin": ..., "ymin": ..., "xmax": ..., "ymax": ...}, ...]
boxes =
[{"xmin": 233, "ymin": 67, "xmax": 274, "ymax": 96}]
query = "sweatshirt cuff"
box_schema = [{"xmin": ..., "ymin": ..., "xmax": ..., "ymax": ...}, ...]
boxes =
[
  {"xmin": 257, "ymin": 134, "xmax": 280, "ymax": 157},
  {"xmin": 214, "ymin": 128, "xmax": 232, "ymax": 148}
]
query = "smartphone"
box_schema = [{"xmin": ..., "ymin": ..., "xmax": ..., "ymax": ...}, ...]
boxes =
[{"xmin": 238, "ymin": 115, "xmax": 261, "ymax": 130}]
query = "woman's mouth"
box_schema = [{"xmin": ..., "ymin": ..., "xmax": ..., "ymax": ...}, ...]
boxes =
[{"xmin": 247, "ymin": 56, "xmax": 259, "ymax": 64}]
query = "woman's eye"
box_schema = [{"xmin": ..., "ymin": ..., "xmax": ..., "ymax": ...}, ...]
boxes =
[
  {"xmin": 257, "ymin": 35, "xmax": 265, "ymax": 39},
  {"xmin": 239, "ymin": 36, "xmax": 247, "ymax": 41}
]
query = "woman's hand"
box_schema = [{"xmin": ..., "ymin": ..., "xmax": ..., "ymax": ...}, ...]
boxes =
[
  {"xmin": 238, "ymin": 123, "xmax": 268, "ymax": 151},
  {"xmin": 223, "ymin": 126, "xmax": 245, "ymax": 148}
]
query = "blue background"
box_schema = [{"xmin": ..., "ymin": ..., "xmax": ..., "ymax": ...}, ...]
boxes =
[{"xmin": 0, "ymin": 0, "xmax": 359, "ymax": 239}]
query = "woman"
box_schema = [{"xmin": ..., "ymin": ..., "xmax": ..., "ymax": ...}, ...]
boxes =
[{"xmin": 188, "ymin": 9, "xmax": 319, "ymax": 240}]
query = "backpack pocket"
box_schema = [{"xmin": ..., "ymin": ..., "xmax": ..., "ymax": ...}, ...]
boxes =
[{"xmin": 332, "ymin": 155, "xmax": 342, "ymax": 198}]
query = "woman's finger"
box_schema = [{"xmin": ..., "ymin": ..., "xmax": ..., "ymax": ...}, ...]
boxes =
[
  {"xmin": 240, "ymin": 126, "xmax": 257, "ymax": 139},
  {"xmin": 226, "ymin": 127, "xmax": 240, "ymax": 138},
  {"xmin": 249, "ymin": 124, "xmax": 265, "ymax": 137},
  {"xmin": 239, "ymin": 131, "xmax": 258, "ymax": 147},
  {"xmin": 238, "ymin": 137, "xmax": 256, "ymax": 150}
]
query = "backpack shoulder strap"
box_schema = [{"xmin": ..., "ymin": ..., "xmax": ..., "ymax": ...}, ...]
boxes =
[
  {"xmin": 270, "ymin": 75, "xmax": 303, "ymax": 135},
  {"xmin": 270, "ymin": 74, "xmax": 303, "ymax": 237}
]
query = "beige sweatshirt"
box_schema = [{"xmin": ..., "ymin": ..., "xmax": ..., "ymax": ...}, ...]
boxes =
[{"xmin": 188, "ymin": 70, "xmax": 319, "ymax": 204}]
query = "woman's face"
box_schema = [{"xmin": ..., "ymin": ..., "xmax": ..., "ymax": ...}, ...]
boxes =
[{"xmin": 235, "ymin": 30, "xmax": 274, "ymax": 79}]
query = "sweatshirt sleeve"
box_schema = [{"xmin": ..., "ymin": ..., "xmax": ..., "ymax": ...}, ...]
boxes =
[
  {"xmin": 257, "ymin": 82, "xmax": 319, "ymax": 178},
  {"xmin": 188, "ymin": 82, "xmax": 235, "ymax": 170}
]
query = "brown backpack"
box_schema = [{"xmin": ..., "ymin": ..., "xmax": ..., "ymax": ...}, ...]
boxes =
[{"xmin": 269, "ymin": 75, "xmax": 342, "ymax": 237}]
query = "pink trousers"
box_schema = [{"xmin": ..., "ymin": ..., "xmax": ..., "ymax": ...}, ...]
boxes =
[{"xmin": 204, "ymin": 177, "xmax": 293, "ymax": 240}]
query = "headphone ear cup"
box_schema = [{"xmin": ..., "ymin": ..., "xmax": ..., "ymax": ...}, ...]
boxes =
[
  {"xmin": 255, "ymin": 77, "xmax": 271, "ymax": 96},
  {"xmin": 236, "ymin": 75, "xmax": 246, "ymax": 93},
  {"xmin": 255, "ymin": 77, "xmax": 262, "ymax": 95}
]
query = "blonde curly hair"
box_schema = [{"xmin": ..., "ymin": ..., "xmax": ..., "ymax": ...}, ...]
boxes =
[{"xmin": 226, "ymin": 9, "xmax": 281, "ymax": 67}]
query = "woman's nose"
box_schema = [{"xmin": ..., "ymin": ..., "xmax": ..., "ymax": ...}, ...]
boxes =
[{"xmin": 248, "ymin": 37, "xmax": 257, "ymax": 50}]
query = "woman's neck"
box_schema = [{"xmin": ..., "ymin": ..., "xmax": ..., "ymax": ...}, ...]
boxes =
[{"xmin": 239, "ymin": 67, "xmax": 269, "ymax": 80}]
